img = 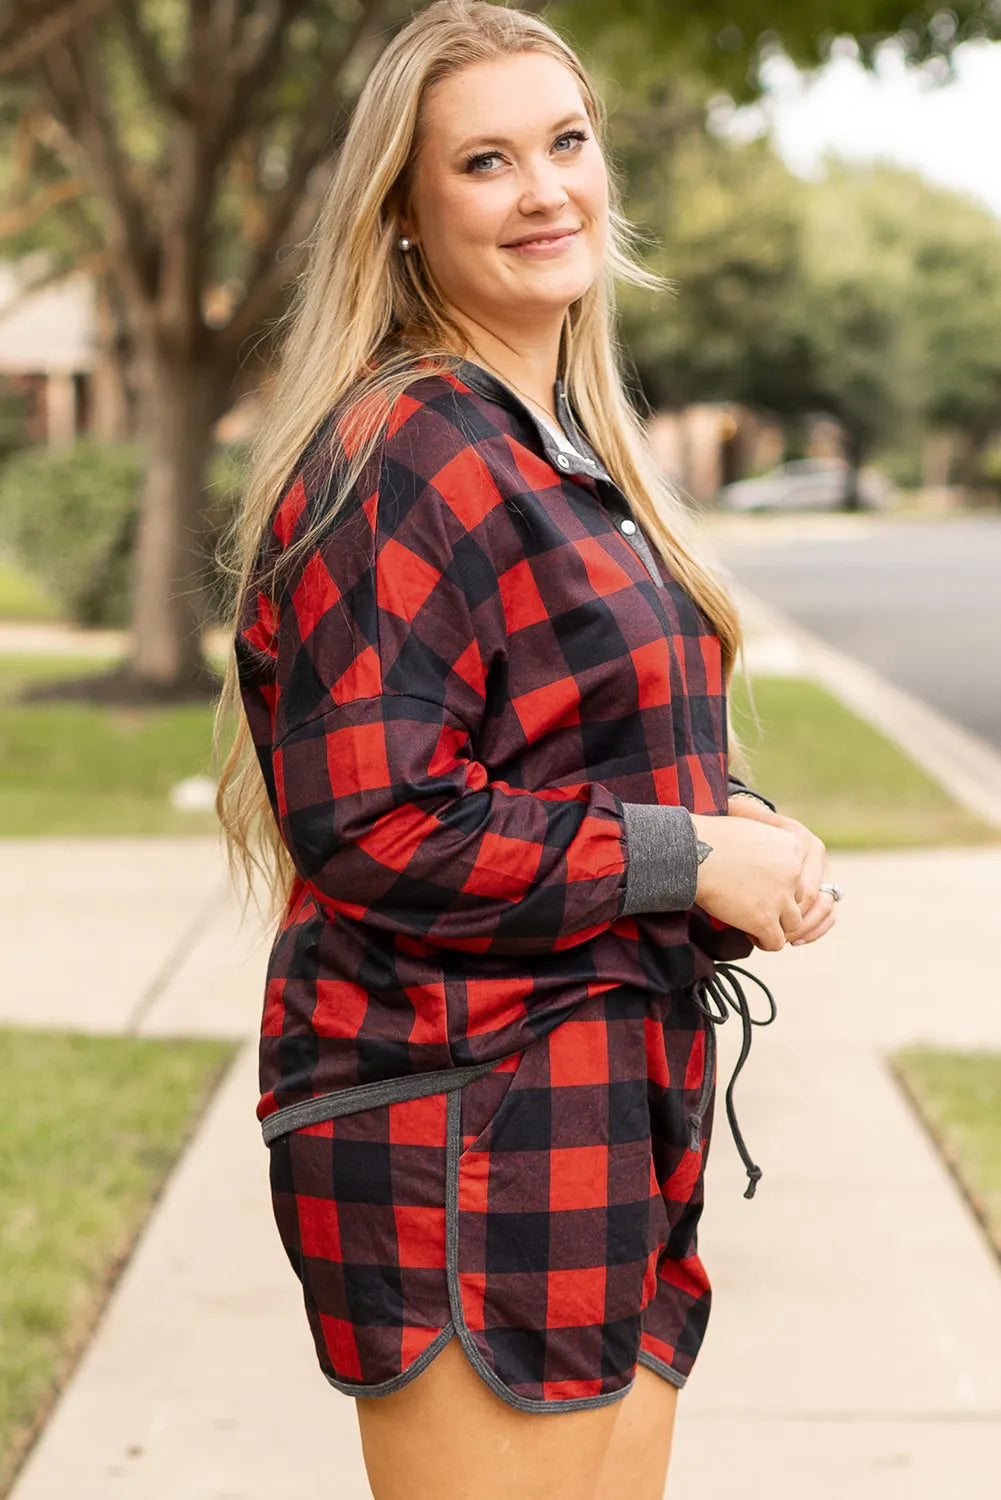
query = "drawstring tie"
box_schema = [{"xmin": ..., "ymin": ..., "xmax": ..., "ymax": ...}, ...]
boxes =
[{"xmin": 689, "ymin": 961, "xmax": 778, "ymax": 1200}]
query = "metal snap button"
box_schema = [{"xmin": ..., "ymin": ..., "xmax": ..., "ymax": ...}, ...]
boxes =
[
  {"xmin": 620, "ymin": 518, "xmax": 637, "ymax": 534},
  {"xmin": 555, "ymin": 452, "xmax": 571, "ymax": 469}
]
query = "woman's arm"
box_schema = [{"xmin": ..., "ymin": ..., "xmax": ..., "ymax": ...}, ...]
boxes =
[{"xmin": 271, "ymin": 402, "xmax": 699, "ymax": 957}]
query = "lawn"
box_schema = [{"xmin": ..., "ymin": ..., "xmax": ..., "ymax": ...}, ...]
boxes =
[
  {"xmin": 730, "ymin": 671, "xmax": 998, "ymax": 849},
  {"xmin": 0, "ymin": 650, "xmax": 996, "ymax": 847},
  {"xmin": 0, "ymin": 654, "xmax": 226, "ymax": 836},
  {"xmin": 0, "ymin": 558, "xmax": 59, "ymax": 622},
  {"xmin": 0, "ymin": 1028, "xmax": 238, "ymax": 1496},
  {"xmin": 892, "ymin": 1047, "xmax": 1001, "ymax": 1261}
]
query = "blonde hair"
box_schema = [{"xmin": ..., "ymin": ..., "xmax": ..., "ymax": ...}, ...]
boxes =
[{"xmin": 214, "ymin": 0, "xmax": 756, "ymax": 927}]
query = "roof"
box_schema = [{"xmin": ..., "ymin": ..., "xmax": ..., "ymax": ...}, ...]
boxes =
[{"xmin": 0, "ymin": 260, "xmax": 97, "ymax": 374}]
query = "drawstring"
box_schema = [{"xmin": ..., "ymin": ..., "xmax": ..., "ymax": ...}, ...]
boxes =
[{"xmin": 690, "ymin": 962, "xmax": 778, "ymax": 1200}]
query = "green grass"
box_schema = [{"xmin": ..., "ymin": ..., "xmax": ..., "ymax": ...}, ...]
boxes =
[
  {"xmin": 0, "ymin": 650, "xmax": 996, "ymax": 847},
  {"xmin": 0, "ymin": 1028, "xmax": 237, "ymax": 1495},
  {"xmin": 0, "ymin": 654, "xmax": 227, "ymax": 836},
  {"xmin": 892, "ymin": 1047, "xmax": 1001, "ymax": 1259},
  {"xmin": 0, "ymin": 558, "xmax": 60, "ymax": 622},
  {"xmin": 730, "ymin": 672, "xmax": 999, "ymax": 849}
]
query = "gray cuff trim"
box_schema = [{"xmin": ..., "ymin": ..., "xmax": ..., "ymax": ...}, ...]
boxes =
[{"xmin": 620, "ymin": 802, "xmax": 698, "ymax": 916}]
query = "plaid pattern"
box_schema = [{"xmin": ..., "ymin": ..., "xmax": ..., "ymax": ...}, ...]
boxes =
[
  {"xmin": 268, "ymin": 977, "xmax": 716, "ymax": 1408},
  {"xmin": 236, "ymin": 359, "xmax": 753, "ymax": 1129}
]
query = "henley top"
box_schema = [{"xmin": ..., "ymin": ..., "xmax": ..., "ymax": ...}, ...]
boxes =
[{"xmin": 235, "ymin": 356, "xmax": 775, "ymax": 1136}]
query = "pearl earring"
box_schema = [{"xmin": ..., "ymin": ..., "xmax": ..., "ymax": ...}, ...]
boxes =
[{"xmin": 398, "ymin": 236, "xmax": 412, "ymax": 252}]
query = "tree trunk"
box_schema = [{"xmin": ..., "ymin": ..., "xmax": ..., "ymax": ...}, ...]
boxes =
[
  {"xmin": 126, "ymin": 350, "xmax": 221, "ymax": 692},
  {"xmin": 842, "ymin": 428, "xmax": 863, "ymax": 511},
  {"xmin": 90, "ymin": 277, "xmax": 136, "ymax": 441}
]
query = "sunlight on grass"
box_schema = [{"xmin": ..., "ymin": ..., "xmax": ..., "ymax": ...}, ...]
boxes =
[
  {"xmin": 0, "ymin": 1029, "xmax": 237, "ymax": 1494},
  {"xmin": 730, "ymin": 673, "xmax": 998, "ymax": 849},
  {"xmin": 0, "ymin": 655, "xmax": 226, "ymax": 836},
  {"xmin": 0, "ymin": 558, "xmax": 60, "ymax": 622},
  {"xmin": 893, "ymin": 1047, "xmax": 1001, "ymax": 1258}
]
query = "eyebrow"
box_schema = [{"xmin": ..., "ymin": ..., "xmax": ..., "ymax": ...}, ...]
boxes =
[{"xmin": 453, "ymin": 112, "xmax": 589, "ymax": 157}]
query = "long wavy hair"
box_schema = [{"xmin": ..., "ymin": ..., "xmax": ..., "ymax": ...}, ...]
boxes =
[{"xmin": 214, "ymin": 0, "xmax": 758, "ymax": 927}]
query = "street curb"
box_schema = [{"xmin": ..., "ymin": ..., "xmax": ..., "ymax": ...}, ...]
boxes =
[{"xmin": 733, "ymin": 583, "xmax": 1001, "ymax": 836}]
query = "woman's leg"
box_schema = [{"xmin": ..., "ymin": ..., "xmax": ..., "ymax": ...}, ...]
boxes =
[
  {"xmin": 592, "ymin": 1364, "xmax": 679, "ymax": 1500},
  {"xmin": 355, "ymin": 1336, "xmax": 624, "ymax": 1500}
]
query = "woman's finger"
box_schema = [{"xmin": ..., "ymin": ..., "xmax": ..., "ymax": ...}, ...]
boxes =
[
  {"xmin": 789, "ymin": 903, "xmax": 838, "ymax": 946},
  {"xmin": 786, "ymin": 887, "xmax": 834, "ymax": 939},
  {"xmin": 794, "ymin": 835, "xmax": 829, "ymax": 911},
  {"xmin": 779, "ymin": 894, "xmax": 806, "ymax": 938}
]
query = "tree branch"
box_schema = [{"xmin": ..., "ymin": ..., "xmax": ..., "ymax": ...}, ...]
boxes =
[
  {"xmin": 214, "ymin": 156, "xmax": 333, "ymax": 364},
  {"xmin": 0, "ymin": 172, "xmax": 87, "ymax": 238},
  {"xmin": 0, "ymin": 0, "xmax": 117, "ymax": 76},
  {"xmin": 218, "ymin": 0, "xmax": 315, "ymax": 137},
  {"xmin": 118, "ymin": 0, "xmax": 183, "ymax": 114},
  {"xmin": 217, "ymin": 0, "xmax": 397, "ymax": 358},
  {"xmin": 36, "ymin": 35, "xmax": 159, "ymax": 306}
]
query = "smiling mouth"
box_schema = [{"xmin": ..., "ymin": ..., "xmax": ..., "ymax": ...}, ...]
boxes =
[{"xmin": 502, "ymin": 229, "xmax": 579, "ymax": 248}]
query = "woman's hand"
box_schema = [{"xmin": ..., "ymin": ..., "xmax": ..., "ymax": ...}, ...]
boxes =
[{"xmin": 725, "ymin": 794, "xmax": 839, "ymax": 948}]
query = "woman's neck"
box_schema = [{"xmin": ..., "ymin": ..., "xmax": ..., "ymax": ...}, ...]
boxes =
[{"xmin": 449, "ymin": 314, "xmax": 564, "ymax": 424}]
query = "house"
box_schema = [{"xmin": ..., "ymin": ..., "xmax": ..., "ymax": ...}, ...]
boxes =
[{"xmin": 0, "ymin": 255, "xmax": 131, "ymax": 445}]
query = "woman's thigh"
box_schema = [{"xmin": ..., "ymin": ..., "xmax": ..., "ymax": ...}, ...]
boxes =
[
  {"xmin": 354, "ymin": 1335, "xmax": 623, "ymax": 1500},
  {"xmin": 593, "ymin": 1363, "xmax": 679, "ymax": 1500}
]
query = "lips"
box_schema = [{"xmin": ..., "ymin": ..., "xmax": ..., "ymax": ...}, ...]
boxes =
[{"xmin": 502, "ymin": 228, "xmax": 579, "ymax": 248}]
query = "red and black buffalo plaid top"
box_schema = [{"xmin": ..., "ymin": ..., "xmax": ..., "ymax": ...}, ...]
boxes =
[{"xmin": 235, "ymin": 357, "xmax": 774, "ymax": 1140}]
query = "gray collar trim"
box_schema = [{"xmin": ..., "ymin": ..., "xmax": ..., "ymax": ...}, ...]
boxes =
[{"xmin": 451, "ymin": 357, "xmax": 613, "ymax": 483}]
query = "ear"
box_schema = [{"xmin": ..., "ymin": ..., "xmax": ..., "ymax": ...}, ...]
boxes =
[{"xmin": 387, "ymin": 179, "xmax": 415, "ymax": 245}]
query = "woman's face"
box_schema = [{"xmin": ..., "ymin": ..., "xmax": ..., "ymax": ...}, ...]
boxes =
[{"xmin": 403, "ymin": 51, "xmax": 609, "ymax": 335}]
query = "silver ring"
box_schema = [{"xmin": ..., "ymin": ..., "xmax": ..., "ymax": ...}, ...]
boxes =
[{"xmin": 818, "ymin": 882, "xmax": 843, "ymax": 902}]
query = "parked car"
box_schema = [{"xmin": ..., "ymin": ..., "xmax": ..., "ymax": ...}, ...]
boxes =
[{"xmin": 716, "ymin": 457, "xmax": 893, "ymax": 512}]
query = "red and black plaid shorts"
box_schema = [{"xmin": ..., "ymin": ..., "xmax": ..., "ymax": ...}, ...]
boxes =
[{"xmin": 267, "ymin": 978, "xmax": 717, "ymax": 1412}]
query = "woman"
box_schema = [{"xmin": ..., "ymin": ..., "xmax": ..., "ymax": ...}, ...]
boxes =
[{"xmin": 215, "ymin": 2, "xmax": 840, "ymax": 1495}]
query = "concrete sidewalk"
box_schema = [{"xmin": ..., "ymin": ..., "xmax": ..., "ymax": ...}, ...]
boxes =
[{"xmin": 5, "ymin": 581, "xmax": 1001, "ymax": 1497}]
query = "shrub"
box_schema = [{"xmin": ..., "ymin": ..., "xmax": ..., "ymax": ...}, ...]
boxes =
[{"xmin": 0, "ymin": 440, "xmax": 247, "ymax": 628}]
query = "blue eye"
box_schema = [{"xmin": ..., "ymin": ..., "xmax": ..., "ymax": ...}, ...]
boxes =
[
  {"xmin": 554, "ymin": 129, "xmax": 589, "ymax": 152},
  {"xmin": 466, "ymin": 151, "xmax": 502, "ymax": 174},
  {"xmin": 464, "ymin": 128, "xmax": 589, "ymax": 174}
]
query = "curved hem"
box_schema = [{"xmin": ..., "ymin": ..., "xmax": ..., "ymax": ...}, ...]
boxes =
[
  {"xmin": 321, "ymin": 1322, "xmax": 457, "ymax": 1399},
  {"xmin": 636, "ymin": 1349, "xmax": 688, "ymax": 1389},
  {"xmin": 443, "ymin": 1089, "xmax": 635, "ymax": 1415}
]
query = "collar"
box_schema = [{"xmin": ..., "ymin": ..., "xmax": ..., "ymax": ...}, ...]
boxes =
[{"xmin": 451, "ymin": 357, "xmax": 612, "ymax": 483}]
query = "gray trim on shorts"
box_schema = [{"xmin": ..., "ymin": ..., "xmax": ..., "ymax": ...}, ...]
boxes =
[
  {"xmin": 321, "ymin": 1322, "xmax": 459, "ymax": 1400},
  {"xmin": 442, "ymin": 1089, "xmax": 632, "ymax": 1415},
  {"xmin": 260, "ymin": 1060, "xmax": 498, "ymax": 1145},
  {"xmin": 637, "ymin": 1349, "xmax": 688, "ymax": 1388}
]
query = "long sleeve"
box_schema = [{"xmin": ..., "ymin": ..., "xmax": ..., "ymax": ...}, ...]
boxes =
[{"xmin": 271, "ymin": 418, "xmax": 652, "ymax": 958}]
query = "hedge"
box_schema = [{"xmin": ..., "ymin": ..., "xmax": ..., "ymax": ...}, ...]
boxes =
[{"xmin": 0, "ymin": 440, "xmax": 247, "ymax": 628}]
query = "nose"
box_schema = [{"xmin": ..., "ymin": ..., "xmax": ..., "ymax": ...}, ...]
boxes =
[{"xmin": 517, "ymin": 152, "xmax": 571, "ymax": 215}]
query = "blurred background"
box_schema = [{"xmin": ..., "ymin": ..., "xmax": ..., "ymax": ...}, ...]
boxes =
[{"xmin": 1, "ymin": 4, "xmax": 1000, "ymax": 1498}]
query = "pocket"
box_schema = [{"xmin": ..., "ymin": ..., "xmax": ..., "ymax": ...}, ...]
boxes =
[{"xmin": 456, "ymin": 1047, "xmax": 529, "ymax": 1162}]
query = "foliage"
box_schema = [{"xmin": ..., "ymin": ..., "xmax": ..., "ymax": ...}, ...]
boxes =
[
  {"xmin": 617, "ymin": 117, "xmax": 807, "ymax": 411},
  {"xmin": 617, "ymin": 111, "xmax": 1001, "ymax": 472},
  {"xmin": 0, "ymin": 440, "xmax": 247, "ymax": 627},
  {"xmin": 2, "ymin": 2, "xmax": 1001, "ymax": 682},
  {"xmin": 0, "ymin": 438, "xmax": 142, "ymax": 626},
  {"xmin": 564, "ymin": 1, "xmax": 1001, "ymax": 105},
  {"xmin": 795, "ymin": 161, "xmax": 1001, "ymax": 462},
  {"xmin": 0, "ymin": 377, "xmax": 34, "ymax": 466}
]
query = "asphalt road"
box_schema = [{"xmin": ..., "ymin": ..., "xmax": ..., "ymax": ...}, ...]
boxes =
[{"xmin": 713, "ymin": 512, "xmax": 1001, "ymax": 753}]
